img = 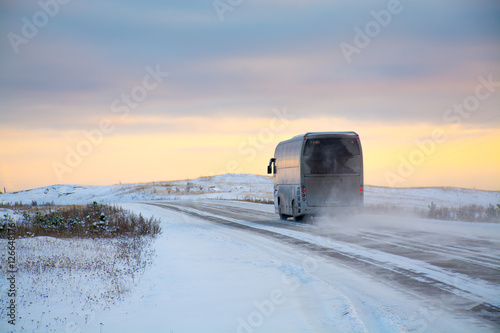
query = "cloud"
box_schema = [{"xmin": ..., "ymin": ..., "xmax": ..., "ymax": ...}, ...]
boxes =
[{"xmin": 0, "ymin": 0, "xmax": 499, "ymax": 131}]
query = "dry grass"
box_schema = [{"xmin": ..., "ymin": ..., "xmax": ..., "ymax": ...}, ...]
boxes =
[
  {"xmin": 0, "ymin": 203, "xmax": 161, "ymax": 324},
  {"xmin": 0, "ymin": 201, "xmax": 161, "ymax": 239},
  {"xmin": 0, "ymin": 235, "xmax": 157, "ymax": 317},
  {"xmin": 232, "ymin": 196, "xmax": 274, "ymax": 205},
  {"xmin": 117, "ymin": 181, "xmax": 211, "ymax": 197}
]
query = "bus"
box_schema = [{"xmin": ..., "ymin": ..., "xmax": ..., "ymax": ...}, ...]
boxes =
[{"xmin": 267, "ymin": 132, "xmax": 363, "ymax": 221}]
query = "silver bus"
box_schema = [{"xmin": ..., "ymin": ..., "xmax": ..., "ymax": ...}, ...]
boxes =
[{"xmin": 267, "ymin": 132, "xmax": 363, "ymax": 221}]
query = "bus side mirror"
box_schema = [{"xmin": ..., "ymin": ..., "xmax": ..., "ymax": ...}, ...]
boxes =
[{"xmin": 267, "ymin": 158, "xmax": 276, "ymax": 174}]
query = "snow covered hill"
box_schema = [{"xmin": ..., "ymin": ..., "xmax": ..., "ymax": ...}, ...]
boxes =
[{"xmin": 1, "ymin": 173, "xmax": 499, "ymax": 210}]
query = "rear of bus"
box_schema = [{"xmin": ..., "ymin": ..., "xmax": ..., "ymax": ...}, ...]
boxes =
[{"xmin": 300, "ymin": 132, "xmax": 363, "ymax": 216}]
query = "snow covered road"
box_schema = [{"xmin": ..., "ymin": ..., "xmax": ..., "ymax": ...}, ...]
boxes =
[{"xmin": 142, "ymin": 200, "xmax": 500, "ymax": 332}]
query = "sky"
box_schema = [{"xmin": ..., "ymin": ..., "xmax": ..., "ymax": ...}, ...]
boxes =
[{"xmin": 1, "ymin": 0, "xmax": 499, "ymax": 192}]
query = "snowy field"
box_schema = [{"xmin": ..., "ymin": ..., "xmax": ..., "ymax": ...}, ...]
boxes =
[
  {"xmin": 1, "ymin": 173, "xmax": 499, "ymax": 209},
  {"xmin": 1, "ymin": 174, "xmax": 500, "ymax": 332}
]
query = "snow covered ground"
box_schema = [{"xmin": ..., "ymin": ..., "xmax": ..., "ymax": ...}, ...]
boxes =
[
  {"xmin": 0, "ymin": 174, "xmax": 273, "ymax": 206},
  {"xmin": 1, "ymin": 173, "xmax": 499, "ymax": 209},
  {"xmin": 1, "ymin": 174, "xmax": 499, "ymax": 332}
]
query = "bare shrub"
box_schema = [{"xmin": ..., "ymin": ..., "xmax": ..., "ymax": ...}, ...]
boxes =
[
  {"xmin": 364, "ymin": 202, "xmax": 500, "ymax": 223},
  {"xmin": 0, "ymin": 202, "xmax": 162, "ymax": 239}
]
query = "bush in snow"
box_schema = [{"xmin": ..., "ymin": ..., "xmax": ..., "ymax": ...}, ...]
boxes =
[
  {"xmin": 425, "ymin": 201, "xmax": 500, "ymax": 223},
  {"xmin": 484, "ymin": 202, "xmax": 500, "ymax": 222},
  {"xmin": 1, "ymin": 201, "xmax": 161, "ymax": 239}
]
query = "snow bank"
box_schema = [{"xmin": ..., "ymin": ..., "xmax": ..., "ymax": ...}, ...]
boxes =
[{"xmin": 366, "ymin": 185, "xmax": 500, "ymax": 209}]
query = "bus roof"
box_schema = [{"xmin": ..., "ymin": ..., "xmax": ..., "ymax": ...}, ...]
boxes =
[{"xmin": 290, "ymin": 131, "xmax": 359, "ymax": 140}]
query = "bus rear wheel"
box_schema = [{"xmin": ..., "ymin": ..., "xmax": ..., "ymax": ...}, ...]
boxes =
[
  {"xmin": 278, "ymin": 206, "xmax": 289, "ymax": 221},
  {"xmin": 292, "ymin": 201, "xmax": 303, "ymax": 222}
]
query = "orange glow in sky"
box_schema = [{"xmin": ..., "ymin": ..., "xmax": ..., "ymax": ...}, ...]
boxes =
[{"xmin": 1, "ymin": 116, "xmax": 499, "ymax": 191}]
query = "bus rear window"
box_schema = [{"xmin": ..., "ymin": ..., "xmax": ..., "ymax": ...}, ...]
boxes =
[{"xmin": 303, "ymin": 138, "xmax": 361, "ymax": 174}]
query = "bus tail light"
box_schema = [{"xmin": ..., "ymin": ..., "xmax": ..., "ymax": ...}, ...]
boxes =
[{"xmin": 301, "ymin": 185, "xmax": 307, "ymax": 201}]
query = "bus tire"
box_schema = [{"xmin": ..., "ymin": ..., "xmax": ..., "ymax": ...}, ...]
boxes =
[
  {"xmin": 278, "ymin": 205, "xmax": 289, "ymax": 221},
  {"xmin": 292, "ymin": 201, "xmax": 303, "ymax": 222}
]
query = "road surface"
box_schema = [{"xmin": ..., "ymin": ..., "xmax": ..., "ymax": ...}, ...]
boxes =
[{"xmin": 148, "ymin": 200, "xmax": 500, "ymax": 332}]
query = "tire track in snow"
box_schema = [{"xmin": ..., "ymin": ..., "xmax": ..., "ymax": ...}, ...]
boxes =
[{"xmin": 148, "ymin": 201, "xmax": 500, "ymax": 328}]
